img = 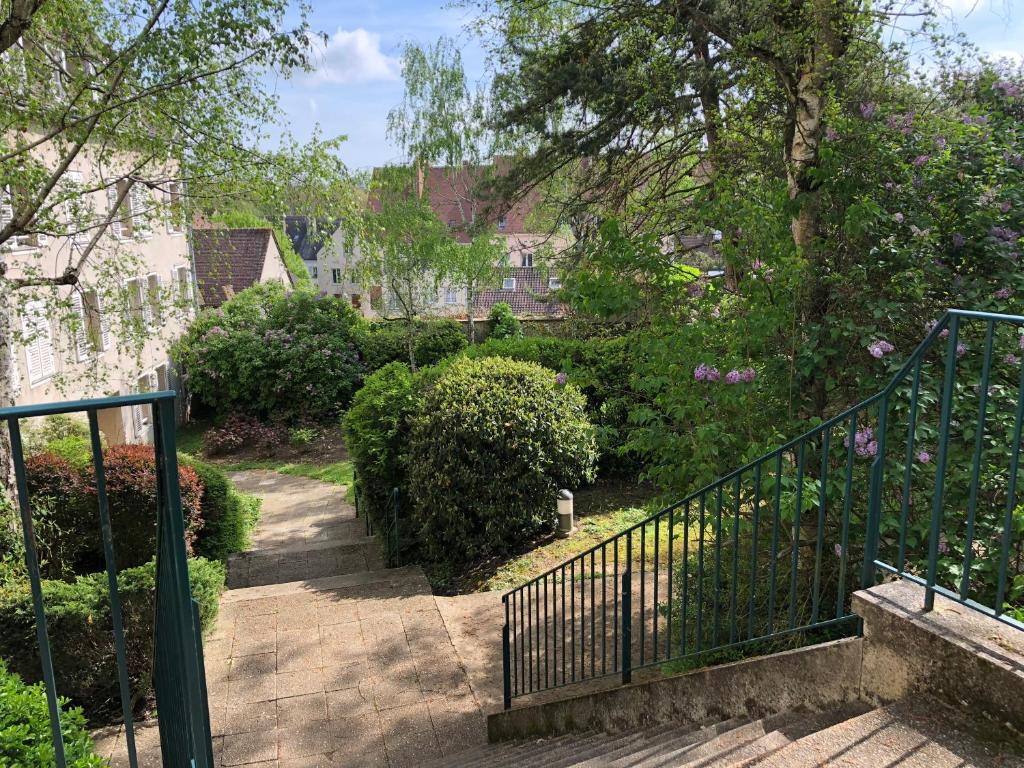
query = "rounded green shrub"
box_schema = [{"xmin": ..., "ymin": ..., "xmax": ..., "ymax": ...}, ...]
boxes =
[
  {"xmin": 359, "ymin": 318, "xmax": 468, "ymax": 371},
  {"xmin": 181, "ymin": 455, "xmax": 261, "ymax": 562},
  {"xmin": 488, "ymin": 301, "xmax": 523, "ymax": 340},
  {"xmin": 173, "ymin": 285, "xmax": 365, "ymax": 420},
  {"xmin": 407, "ymin": 356, "xmax": 598, "ymax": 562},
  {"xmin": 342, "ymin": 362, "xmax": 416, "ymax": 536},
  {"xmin": 0, "ymin": 557, "xmax": 224, "ymax": 722},
  {"xmin": 0, "ymin": 660, "xmax": 105, "ymax": 766}
]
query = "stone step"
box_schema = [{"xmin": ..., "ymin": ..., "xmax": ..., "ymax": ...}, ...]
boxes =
[
  {"xmin": 231, "ymin": 535, "xmax": 378, "ymax": 559},
  {"xmin": 745, "ymin": 700, "xmax": 1021, "ymax": 768},
  {"xmin": 220, "ymin": 565, "xmax": 430, "ymax": 602}
]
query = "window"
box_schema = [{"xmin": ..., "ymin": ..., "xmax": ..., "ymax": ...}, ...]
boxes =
[
  {"xmin": 129, "ymin": 184, "xmax": 150, "ymax": 237},
  {"xmin": 164, "ymin": 182, "xmax": 185, "ymax": 235},
  {"xmin": 106, "ymin": 181, "xmax": 130, "ymax": 239},
  {"xmin": 1, "ymin": 186, "xmax": 47, "ymax": 249},
  {"xmin": 445, "ymin": 287, "xmax": 459, "ymax": 305},
  {"xmin": 155, "ymin": 363, "xmax": 169, "ymax": 392},
  {"xmin": 548, "ymin": 277, "xmax": 562, "ymax": 290},
  {"xmin": 131, "ymin": 372, "xmax": 157, "ymax": 439},
  {"xmin": 502, "ymin": 277, "xmax": 516, "ymax": 291},
  {"xmin": 22, "ymin": 300, "xmax": 55, "ymax": 385},
  {"xmin": 521, "ymin": 252, "xmax": 534, "ymax": 268},
  {"xmin": 146, "ymin": 273, "xmax": 162, "ymax": 326},
  {"xmin": 497, "ymin": 216, "xmax": 507, "ymax": 231},
  {"xmin": 48, "ymin": 46, "xmax": 67, "ymax": 98},
  {"xmin": 351, "ymin": 294, "xmax": 361, "ymax": 310},
  {"xmin": 310, "ymin": 265, "xmax": 318, "ymax": 279},
  {"xmin": 332, "ymin": 268, "xmax": 343, "ymax": 285},
  {"xmin": 71, "ymin": 293, "xmax": 92, "ymax": 362},
  {"xmin": 126, "ymin": 277, "xmax": 146, "ymax": 328},
  {"xmin": 448, "ymin": 218, "xmax": 457, "ymax": 228},
  {"xmin": 172, "ymin": 265, "xmax": 193, "ymax": 313},
  {"xmin": 62, "ymin": 171, "xmax": 89, "ymax": 246}
]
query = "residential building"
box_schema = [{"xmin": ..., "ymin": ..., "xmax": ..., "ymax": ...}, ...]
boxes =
[
  {"xmin": 3, "ymin": 155, "xmax": 196, "ymax": 445},
  {"xmin": 284, "ymin": 215, "xmax": 373, "ymax": 315},
  {"xmin": 191, "ymin": 227, "xmax": 293, "ymax": 308}
]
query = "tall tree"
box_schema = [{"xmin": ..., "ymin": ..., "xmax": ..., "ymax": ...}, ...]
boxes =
[{"xmin": 387, "ymin": 37, "xmax": 506, "ymax": 341}]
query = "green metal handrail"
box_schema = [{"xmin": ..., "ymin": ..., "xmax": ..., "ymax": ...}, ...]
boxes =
[
  {"xmin": 1, "ymin": 392, "xmax": 213, "ymax": 768},
  {"xmin": 501, "ymin": 309, "xmax": 1024, "ymax": 708}
]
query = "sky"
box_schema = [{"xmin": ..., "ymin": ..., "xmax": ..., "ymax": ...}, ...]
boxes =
[{"xmin": 267, "ymin": 0, "xmax": 1023, "ymax": 172}]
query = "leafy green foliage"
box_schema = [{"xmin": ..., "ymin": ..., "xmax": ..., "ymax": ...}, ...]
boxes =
[
  {"xmin": 0, "ymin": 660, "xmax": 105, "ymax": 767},
  {"xmin": 358, "ymin": 318, "xmax": 468, "ymax": 371},
  {"xmin": 407, "ymin": 357, "xmax": 598, "ymax": 563},
  {"xmin": 180, "ymin": 455, "xmax": 261, "ymax": 563},
  {"xmin": 487, "ymin": 302, "xmax": 523, "ymax": 339},
  {"xmin": 0, "ymin": 558, "xmax": 223, "ymax": 721},
  {"xmin": 342, "ymin": 362, "xmax": 417, "ymax": 537},
  {"xmin": 173, "ymin": 283, "xmax": 365, "ymax": 420}
]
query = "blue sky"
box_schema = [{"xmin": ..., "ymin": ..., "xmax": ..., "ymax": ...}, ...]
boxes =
[{"xmin": 270, "ymin": 1, "xmax": 1022, "ymax": 172}]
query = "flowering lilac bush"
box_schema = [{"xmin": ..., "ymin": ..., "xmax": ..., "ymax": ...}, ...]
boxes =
[{"xmin": 173, "ymin": 283, "xmax": 365, "ymax": 420}]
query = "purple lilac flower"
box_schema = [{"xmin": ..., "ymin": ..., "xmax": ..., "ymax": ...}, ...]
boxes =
[
  {"xmin": 752, "ymin": 259, "xmax": 764, "ymax": 270},
  {"xmin": 555, "ymin": 372, "xmax": 567, "ymax": 387},
  {"xmin": 694, "ymin": 364, "xmax": 709, "ymax": 382},
  {"xmin": 860, "ymin": 102, "xmax": 876, "ymax": 119},
  {"xmin": 893, "ymin": 212, "xmax": 905, "ymax": 224},
  {"xmin": 825, "ymin": 126, "xmax": 839, "ymax": 141},
  {"xmin": 740, "ymin": 367, "xmax": 757, "ymax": 383},
  {"xmin": 724, "ymin": 369, "xmax": 740, "ymax": 384},
  {"xmin": 1000, "ymin": 201, "xmax": 1012, "ymax": 214},
  {"xmin": 994, "ymin": 287, "xmax": 1013, "ymax": 300},
  {"xmin": 864, "ymin": 440, "xmax": 879, "ymax": 457},
  {"xmin": 834, "ymin": 543, "xmax": 844, "ymax": 558},
  {"xmin": 1018, "ymin": 335, "xmax": 1024, "ymax": 351},
  {"xmin": 940, "ymin": 329, "xmax": 950, "ymax": 339},
  {"xmin": 867, "ymin": 340, "xmax": 894, "ymax": 359},
  {"xmin": 937, "ymin": 535, "xmax": 949, "ymax": 555},
  {"xmin": 956, "ymin": 342, "xmax": 968, "ymax": 358},
  {"xmin": 1005, "ymin": 353, "xmax": 1020, "ymax": 366},
  {"xmin": 706, "ymin": 367, "xmax": 721, "ymax": 383},
  {"xmin": 912, "ymin": 154, "xmax": 930, "ymax": 167},
  {"xmin": 886, "ymin": 115, "xmax": 900, "ymax": 130},
  {"xmin": 917, "ymin": 451, "xmax": 931, "ymax": 464},
  {"xmin": 994, "ymin": 80, "xmax": 1022, "ymax": 98},
  {"xmin": 935, "ymin": 136, "xmax": 947, "ymax": 149}
]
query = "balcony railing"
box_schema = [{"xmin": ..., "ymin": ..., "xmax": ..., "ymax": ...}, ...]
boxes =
[
  {"xmin": 502, "ymin": 309, "xmax": 1024, "ymax": 708},
  {"xmin": 1, "ymin": 392, "xmax": 213, "ymax": 768}
]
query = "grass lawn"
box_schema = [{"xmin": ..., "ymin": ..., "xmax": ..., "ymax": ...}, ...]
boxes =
[
  {"xmin": 175, "ymin": 419, "xmax": 353, "ymax": 486},
  {"xmin": 427, "ymin": 483, "xmax": 687, "ymax": 594}
]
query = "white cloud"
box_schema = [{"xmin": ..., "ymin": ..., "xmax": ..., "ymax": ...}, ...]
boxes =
[{"xmin": 304, "ymin": 28, "xmax": 400, "ymax": 86}]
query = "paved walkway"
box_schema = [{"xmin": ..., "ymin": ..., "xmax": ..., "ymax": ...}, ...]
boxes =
[{"xmin": 94, "ymin": 471, "xmax": 488, "ymax": 767}]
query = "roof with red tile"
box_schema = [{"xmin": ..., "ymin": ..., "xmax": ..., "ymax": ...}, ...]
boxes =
[
  {"xmin": 473, "ymin": 267, "xmax": 568, "ymax": 318},
  {"xmin": 192, "ymin": 228, "xmax": 278, "ymax": 307}
]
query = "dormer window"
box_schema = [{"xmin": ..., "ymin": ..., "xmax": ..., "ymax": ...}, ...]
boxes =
[
  {"xmin": 548, "ymin": 277, "xmax": 561, "ymax": 290},
  {"xmin": 497, "ymin": 216, "xmax": 507, "ymax": 231},
  {"xmin": 502, "ymin": 277, "xmax": 516, "ymax": 291},
  {"xmin": 522, "ymin": 252, "xmax": 534, "ymax": 268}
]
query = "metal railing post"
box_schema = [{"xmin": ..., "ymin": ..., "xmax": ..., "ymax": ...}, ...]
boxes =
[
  {"xmin": 621, "ymin": 567, "xmax": 632, "ymax": 685},
  {"xmin": 502, "ymin": 599, "xmax": 512, "ymax": 709},
  {"xmin": 862, "ymin": 395, "xmax": 889, "ymax": 589},
  {"xmin": 391, "ymin": 487, "xmax": 400, "ymax": 567}
]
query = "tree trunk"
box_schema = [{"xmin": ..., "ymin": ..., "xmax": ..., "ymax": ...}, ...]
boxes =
[
  {"xmin": 407, "ymin": 322, "xmax": 417, "ymax": 372},
  {"xmin": 786, "ymin": 61, "xmax": 830, "ymax": 419},
  {"xmin": 467, "ymin": 284, "xmax": 476, "ymax": 344},
  {"xmin": 0, "ymin": 277, "xmax": 16, "ymax": 495}
]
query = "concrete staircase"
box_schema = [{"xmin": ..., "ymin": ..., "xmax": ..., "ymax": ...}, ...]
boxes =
[{"xmin": 426, "ymin": 698, "xmax": 1021, "ymax": 767}]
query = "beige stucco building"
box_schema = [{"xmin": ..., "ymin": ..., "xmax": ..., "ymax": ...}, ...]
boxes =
[{"xmin": 3, "ymin": 152, "xmax": 196, "ymax": 445}]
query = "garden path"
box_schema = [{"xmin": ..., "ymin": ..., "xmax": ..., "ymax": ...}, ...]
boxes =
[{"xmin": 94, "ymin": 471, "xmax": 489, "ymax": 767}]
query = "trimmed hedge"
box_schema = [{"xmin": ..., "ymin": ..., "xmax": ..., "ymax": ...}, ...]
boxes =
[
  {"xmin": 408, "ymin": 357, "xmax": 598, "ymax": 562},
  {"xmin": 0, "ymin": 660, "xmax": 105, "ymax": 767},
  {"xmin": 358, "ymin": 318, "xmax": 467, "ymax": 371},
  {"xmin": 0, "ymin": 557, "xmax": 224, "ymax": 721},
  {"xmin": 183, "ymin": 455, "xmax": 261, "ymax": 561}
]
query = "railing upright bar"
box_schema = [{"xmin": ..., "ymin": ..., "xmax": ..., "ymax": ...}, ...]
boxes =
[
  {"xmin": 811, "ymin": 430, "xmax": 830, "ymax": 625},
  {"xmin": 768, "ymin": 454, "xmax": 783, "ymax": 635},
  {"xmin": 925, "ymin": 316, "xmax": 961, "ymax": 611},
  {"xmin": 863, "ymin": 394, "xmax": 890, "ymax": 589},
  {"xmin": 713, "ymin": 485, "xmax": 723, "ymax": 646},
  {"xmin": 622, "ymin": 538, "xmax": 632, "ymax": 684},
  {"xmin": 612, "ymin": 544, "xmax": 618, "ymax": 673},
  {"xmin": 897, "ymin": 361, "xmax": 922, "ymax": 573},
  {"xmin": 681, "ymin": 500, "xmax": 690, "ymax": 657},
  {"xmin": 696, "ymin": 493, "xmax": 706, "ymax": 652},
  {"xmin": 590, "ymin": 549, "xmax": 596, "ymax": 677},
  {"xmin": 729, "ymin": 474, "xmax": 741, "ymax": 643},
  {"xmin": 544, "ymin": 573, "xmax": 549, "ymax": 689},
  {"xmin": 961, "ymin": 320, "xmax": 995, "ymax": 600},
  {"xmin": 653, "ymin": 517, "xmax": 660, "ymax": 662},
  {"xmin": 837, "ymin": 412, "xmax": 857, "ymax": 619},
  {"xmin": 502, "ymin": 599, "xmax": 512, "ymax": 709},
  {"xmin": 87, "ymin": 409, "xmax": 138, "ymax": 768},
  {"xmin": 747, "ymin": 462, "xmax": 762, "ymax": 640},
  {"xmin": 6, "ymin": 417, "xmax": 67, "ymax": 768},
  {"xmin": 789, "ymin": 441, "xmax": 805, "ymax": 630},
  {"xmin": 995, "ymin": 352, "xmax": 1024, "ymax": 614},
  {"xmin": 602, "ymin": 544, "xmax": 608, "ymax": 675},
  {"xmin": 639, "ymin": 522, "xmax": 646, "ymax": 666},
  {"xmin": 667, "ymin": 509, "xmax": 674, "ymax": 658},
  {"xmin": 570, "ymin": 557, "xmax": 576, "ymax": 681}
]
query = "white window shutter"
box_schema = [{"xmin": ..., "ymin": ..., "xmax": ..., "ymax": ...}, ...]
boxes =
[
  {"xmin": 22, "ymin": 301, "xmax": 54, "ymax": 384},
  {"xmin": 106, "ymin": 186, "xmax": 122, "ymax": 239},
  {"xmin": 130, "ymin": 185, "xmax": 148, "ymax": 233},
  {"xmin": 72, "ymin": 293, "xmax": 90, "ymax": 361},
  {"xmin": 97, "ymin": 293, "xmax": 111, "ymax": 350},
  {"xmin": 147, "ymin": 273, "xmax": 162, "ymax": 325}
]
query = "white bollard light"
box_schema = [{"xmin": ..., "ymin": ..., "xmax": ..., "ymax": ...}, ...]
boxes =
[{"xmin": 557, "ymin": 489, "xmax": 574, "ymax": 537}]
